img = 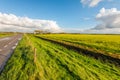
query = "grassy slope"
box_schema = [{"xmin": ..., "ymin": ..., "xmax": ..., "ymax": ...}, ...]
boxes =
[
  {"xmin": 0, "ymin": 34, "xmax": 120, "ymax": 80},
  {"xmin": 0, "ymin": 35, "xmax": 38, "ymax": 80},
  {"xmin": 39, "ymin": 34, "xmax": 120, "ymax": 54}
]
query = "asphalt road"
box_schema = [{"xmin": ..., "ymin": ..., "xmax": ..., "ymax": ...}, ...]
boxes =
[{"xmin": 0, "ymin": 34, "xmax": 22, "ymax": 72}]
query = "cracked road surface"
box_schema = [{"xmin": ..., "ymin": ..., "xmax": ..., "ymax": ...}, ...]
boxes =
[{"xmin": 0, "ymin": 34, "xmax": 22, "ymax": 72}]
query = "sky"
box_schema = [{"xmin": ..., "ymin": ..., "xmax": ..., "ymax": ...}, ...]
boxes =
[{"xmin": 0, "ymin": 0, "xmax": 120, "ymax": 33}]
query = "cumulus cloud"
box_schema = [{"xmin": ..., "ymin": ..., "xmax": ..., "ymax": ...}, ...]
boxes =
[
  {"xmin": 93, "ymin": 8, "xmax": 120, "ymax": 29},
  {"xmin": 81, "ymin": 0, "xmax": 102, "ymax": 7},
  {"xmin": 0, "ymin": 12, "xmax": 62, "ymax": 33},
  {"xmin": 88, "ymin": 8, "xmax": 120, "ymax": 34}
]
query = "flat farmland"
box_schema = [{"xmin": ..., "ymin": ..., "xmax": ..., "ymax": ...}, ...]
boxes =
[
  {"xmin": 0, "ymin": 33, "xmax": 14, "ymax": 37},
  {"xmin": 39, "ymin": 34, "xmax": 120, "ymax": 56},
  {"xmin": 0, "ymin": 34, "xmax": 120, "ymax": 80}
]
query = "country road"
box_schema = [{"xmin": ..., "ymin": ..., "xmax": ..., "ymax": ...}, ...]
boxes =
[{"xmin": 0, "ymin": 34, "xmax": 22, "ymax": 72}]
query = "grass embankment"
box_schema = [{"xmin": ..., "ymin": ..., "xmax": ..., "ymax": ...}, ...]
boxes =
[
  {"xmin": 39, "ymin": 34, "xmax": 120, "ymax": 56},
  {"xmin": 0, "ymin": 35, "xmax": 38, "ymax": 80},
  {"xmin": 0, "ymin": 34, "xmax": 120, "ymax": 80}
]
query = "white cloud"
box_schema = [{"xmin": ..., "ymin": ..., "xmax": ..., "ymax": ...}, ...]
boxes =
[
  {"xmin": 73, "ymin": 8, "xmax": 120, "ymax": 34},
  {"xmin": 94, "ymin": 8, "xmax": 120, "ymax": 29},
  {"xmin": 87, "ymin": 8, "xmax": 120, "ymax": 34},
  {"xmin": 81, "ymin": 0, "xmax": 102, "ymax": 7},
  {"xmin": 0, "ymin": 12, "xmax": 62, "ymax": 33}
]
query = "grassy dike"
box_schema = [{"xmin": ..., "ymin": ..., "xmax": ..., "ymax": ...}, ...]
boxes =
[
  {"xmin": 0, "ymin": 34, "xmax": 39, "ymax": 80},
  {"xmin": 0, "ymin": 34, "xmax": 120, "ymax": 80}
]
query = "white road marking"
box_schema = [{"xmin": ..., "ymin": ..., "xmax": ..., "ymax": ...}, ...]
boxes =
[
  {"xmin": 18, "ymin": 38, "xmax": 22, "ymax": 41},
  {"xmin": 4, "ymin": 45, "xmax": 8, "ymax": 48},
  {"xmin": 15, "ymin": 43, "xmax": 18, "ymax": 46},
  {"xmin": 0, "ymin": 37, "xmax": 11, "ymax": 41},
  {"xmin": 12, "ymin": 46, "xmax": 16, "ymax": 49},
  {"xmin": 8, "ymin": 38, "xmax": 17, "ymax": 45}
]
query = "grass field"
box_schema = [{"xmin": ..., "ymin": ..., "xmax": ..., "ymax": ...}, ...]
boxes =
[
  {"xmin": 39, "ymin": 34, "xmax": 120, "ymax": 55},
  {"xmin": 0, "ymin": 34, "xmax": 120, "ymax": 80},
  {"xmin": 0, "ymin": 32, "xmax": 14, "ymax": 37}
]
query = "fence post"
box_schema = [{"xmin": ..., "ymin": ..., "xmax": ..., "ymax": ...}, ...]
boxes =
[{"xmin": 34, "ymin": 48, "xmax": 36, "ymax": 63}]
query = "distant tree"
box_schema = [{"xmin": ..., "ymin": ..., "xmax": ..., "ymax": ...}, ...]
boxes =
[
  {"xmin": 34, "ymin": 30, "xmax": 51, "ymax": 34},
  {"xmin": 34, "ymin": 30, "xmax": 44, "ymax": 34}
]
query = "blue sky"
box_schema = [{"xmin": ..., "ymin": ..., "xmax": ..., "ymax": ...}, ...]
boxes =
[{"xmin": 0, "ymin": 0, "xmax": 120, "ymax": 33}]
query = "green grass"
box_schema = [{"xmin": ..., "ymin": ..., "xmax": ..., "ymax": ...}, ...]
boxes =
[
  {"xmin": 0, "ymin": 32, "xmax": 14, "ymax": 37},
  {"xmin": 39, "ymin": 34, "xmax": 120, "ymax": 54},
  {"xmin": 0, "ymin": 35, "xmax": 38, "ymax": 80},
  {"xmin": 0, "ymin": 34, "xmax": 120, "ymax": 80}
]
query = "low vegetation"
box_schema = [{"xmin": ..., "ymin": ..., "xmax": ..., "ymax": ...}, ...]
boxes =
[
  {"xmin": 0, "ymin": 32, "xmax": 15, "ymax": 37},
  {"xmin": 39, "ymin": 34, "xmax": 120, "ymax": 55},
  {"xmin": 0, "ymin": 34, "xmax": 120, "ymax": 80}
]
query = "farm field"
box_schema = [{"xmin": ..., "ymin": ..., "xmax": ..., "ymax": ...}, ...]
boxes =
[
  {"xmin": 38, "ymin": 34, "xmax": 120, "ymax": 56},
  {"xmin": 0, "ymin": 34, "xmax": 120, "ymax": 80},
  {"xmin": 0, "ymin": 32, "xmax": 14, "ymax": 37}
]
